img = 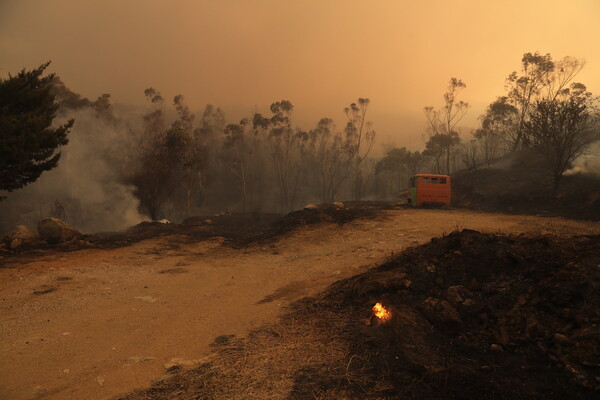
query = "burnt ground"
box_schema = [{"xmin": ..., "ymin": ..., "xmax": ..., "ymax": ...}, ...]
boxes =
[
  {"xmin": 0, "ymin": 201, "xmax": 402, "ymax": 260},
  {"xmin": 452, "ymin": 150, "xmax": 600, "ymax": 221},
  {"xmin": 120, "ymin": 230, "xmax": 600, "ymax": 400}
]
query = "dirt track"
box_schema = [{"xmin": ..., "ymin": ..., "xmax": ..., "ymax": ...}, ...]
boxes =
[{"xmin": 1, "ymin": 208, "xmax": 599, "ymax": 400}]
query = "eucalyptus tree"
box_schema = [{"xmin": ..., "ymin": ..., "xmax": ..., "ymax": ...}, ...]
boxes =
[
  {"xmin": 344, "ymin": 98, "xmax": 375, "ymax": 200},
  {"xmin": 522, "ymin": 83, "xmax": 599, "ymax": 189},
  {"xmin": 129, "ymin": 88, "xmax": 183, "ymax": 220},
  {"xmin": 252, "ymin": 100, "xmax": 298, "ymax": 213},
  {"xmin": 476, "ymin": 97, "xmax": 519, "ymax": 165},
  {"xmin": 308, "ymin": 118, "xmax": 353, "ymax": 202},
  {"xmin": 424, "ymin": 78, "xmax": 468, "ymax": 174},
  {"xmin": 223, "ymin": 119, "xmax": 252, "ymax": 211},
  {"xmin": 504, "ymin": 52, "xmax": 584, "ymax": 151}
]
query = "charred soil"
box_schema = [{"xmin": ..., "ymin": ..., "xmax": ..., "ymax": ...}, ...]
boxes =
[{"xmin": 0, "ymin": 201, "xmax": 401, "ymax": 260}]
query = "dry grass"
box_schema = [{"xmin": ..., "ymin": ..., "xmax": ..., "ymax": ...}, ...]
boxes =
[{"xmin": 118, "ymin": 299, "xmax": 360, "ymax": 400}]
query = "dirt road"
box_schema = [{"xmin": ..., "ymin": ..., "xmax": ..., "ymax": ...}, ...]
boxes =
[{"xmin": 1, "ymin": 208, "xmax": 598, "ymax": 400}]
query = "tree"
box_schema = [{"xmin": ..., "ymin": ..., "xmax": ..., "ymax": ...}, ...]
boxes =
[
  {"xmin": 308, "ymin": 118, "xmax": 353, "ymax": 202},
  {"xmin": 129, "ymin": 88, "xmax": 182, "ymax": 220},
  {"xmin": 0, "ymin": 62, "xmax": 72, "ymax": 198},
  {"xmin": 460, "ymin": 139, "xmax": 482, "ymax": 171},
  {"xmin": 376, "ymin": 147, "xmax": 423, "ymax": 194},
  {"xmin": 424, "ymin": 78, "xmax": 468, "ymax": 174},
  {"xmin": 193, "ymin": 104, "xmax": 225, "ymax": 208},
  {"xmin": 91, "ymin": 93, "xmax": 114, "ymax": 121},
  {"xmin": 423, "ymin": 132, "xmax": 460, "ymax": 174},
  {"xmin": 253, "ymin": 100, "xmax": 299, "ymax": 213},
  {"xmin": 522, "ymin": 84, "xmax": 599, "ymax": 189},
  {"xmin": 476, "ymin": 96, "xmax": 519, "ymax": 165},
  {"xmin": 170, "ymin": 95, "xmax": 207, "ymax": 218},
  {"xmin": 50, "ymin": 75, "xmax": 92, "ymax": 110},
  {"xmin": 223, "ymin": 119, "xmax": 251, "ymax": 211},
  {"xmin": 504, "ymin": 52, "xmax": 584, "ymax": 151},
  {"xmin": 345, "ymin": 98, "xmax": 375, "ymax": 200}
]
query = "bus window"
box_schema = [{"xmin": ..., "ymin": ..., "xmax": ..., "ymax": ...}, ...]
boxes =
[
  {"xmin": 440, "ymin": 178, "xmax": 447, "ymax": 184},
  {"xmin": 431, "ymin": 177, "xmax": 439, "ymax": 183},
  {"xmin": 423, "ymin": 177, "xmax": 431, "ymax": 183}
]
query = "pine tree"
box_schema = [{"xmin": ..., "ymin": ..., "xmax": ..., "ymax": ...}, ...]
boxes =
[{"xmin": 0, "ymin": 62, "xmax": 72, "ymax": 197}]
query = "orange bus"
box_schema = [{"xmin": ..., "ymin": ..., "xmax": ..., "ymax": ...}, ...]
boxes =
[{"xmin": 408, "ymin": 174, "xmax": 451, "ymax": 206}]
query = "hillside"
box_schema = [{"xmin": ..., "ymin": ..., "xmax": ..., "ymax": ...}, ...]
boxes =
[{"xmin": 452, "ymin": 150, "xmax": 600, "ymax": 221}]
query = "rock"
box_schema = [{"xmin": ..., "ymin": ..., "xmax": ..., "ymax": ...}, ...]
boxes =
[
  {"xmin": 152, "ymin": 374, "xmax": 171, "ymax": 384},
  {"xmin": 165, "ymin": 365, "xmax": 181, "ymax": 373},
  {"xmin": 164, "ymin": 354, "xmax": 215, "ymax": 370},
  {"xmin": 571, "ymin": 326, "xmax": 598, "ymax": 340},
  {"xmin": 331, "ymin": 201, "xmax": 345, "ymax": 209},
  {"xmin": 37, "ymin": 218, "xmax": 81, "ymax": 244},
  {"xmin": 446, "ymin": 285, "xmax": 471, "ymax": 305},
  {"xmin": 134, "ymin": 296, "xmax": 157, "ymax": 303},
  {"xmin": 462, "ymin": 298, "xmax": 475, "ymax": 307},
  {"xmin": 495, "ymin": 323, "xmax": 510, "ymax": 345},
  {"xmin": 422, "ymin": 297, "xmax": 462, "ymax": 334},
  {"xmin": 467, "ymin": 278, "xmax": 480, "ymax": 292},
  {"xmin": 2, "ymin": 225, "xmax": 39, "ymax": 249},
  {"xmin": 553, "ymin": 333, "xmax": 571, "ymax": 345},
  {"xmin": 303, "ymin": 203, "xmax": 319, "ymax": 211},
  {"xmin": 491, "ymin": 344, "xmax": 503, "ymax": 352},
  {"xmin": 127, "ymin": 356, "xmax": 156, "ymax": 362}
]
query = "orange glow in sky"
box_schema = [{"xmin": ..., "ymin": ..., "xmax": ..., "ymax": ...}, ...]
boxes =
[{"xmin": 1, "ymin": 0, "xmax": 599, "ymax": 148}]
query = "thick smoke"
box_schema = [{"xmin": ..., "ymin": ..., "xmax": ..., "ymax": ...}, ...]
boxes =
[{"xmin": 0, "ymin": 107, "xmax": 144, "ymax": 235}]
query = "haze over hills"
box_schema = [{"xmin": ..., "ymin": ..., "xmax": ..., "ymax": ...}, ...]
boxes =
[{"xmin": 2, "ymin": 0, "xmax": 600, "ymax": 147}]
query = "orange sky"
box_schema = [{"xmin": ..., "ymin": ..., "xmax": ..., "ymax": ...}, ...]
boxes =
[{"xmin": 1, "ymin": 0, "xmax": 599, "ymax": 149}]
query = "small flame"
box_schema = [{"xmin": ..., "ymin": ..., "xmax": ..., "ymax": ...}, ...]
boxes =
[{"xmin": 372, "ymin": 302, "xmax": 391, "ymax": 321}]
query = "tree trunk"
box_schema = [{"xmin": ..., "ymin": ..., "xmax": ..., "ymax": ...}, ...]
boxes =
[{"xmin": 241, "ymin": 164, "xmax": 246, "ymax": 212}]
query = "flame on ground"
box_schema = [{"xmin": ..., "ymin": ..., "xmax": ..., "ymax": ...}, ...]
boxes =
[{"xmin": 372, "ymin": 302, "xmax": 391, "ymax": 321}]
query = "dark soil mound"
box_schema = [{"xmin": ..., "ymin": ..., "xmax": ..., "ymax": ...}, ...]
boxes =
[
  {"xmin": 453, "ymin": 150, "xmax": 600, "ymax": 221},
  {"xmin": 306, "ymin": 229, "xmax": 600, "ymax": 399},
  {"xmin": 120, "ymin": 230, "xmax": 600, "ymax": 400},
  {"xmin": 96, "ymin": 201, "xmax": 398, "ymax": 249},
  {"xmin": 280, "ymin": 201, "xmax": 399, "ymax": 232}
]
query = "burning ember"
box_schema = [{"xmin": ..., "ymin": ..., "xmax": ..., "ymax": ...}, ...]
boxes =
[{"xmin": 372, "ymin": 302, "xmax": 391, "ymax": 322}]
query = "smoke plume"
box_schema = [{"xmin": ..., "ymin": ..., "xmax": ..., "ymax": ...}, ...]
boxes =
[{"xmin": 0, "ymin": 107, "xmax": 144, "ymax": 235}]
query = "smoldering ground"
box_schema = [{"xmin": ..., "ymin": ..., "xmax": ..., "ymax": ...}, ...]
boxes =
[
  {"xmin": 567, "ymin": 141, "xmax": 600, "ymax": 175},
  {"xmin": 0, "ymin": 107, "xmax": 144, "ymax": 235}
]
